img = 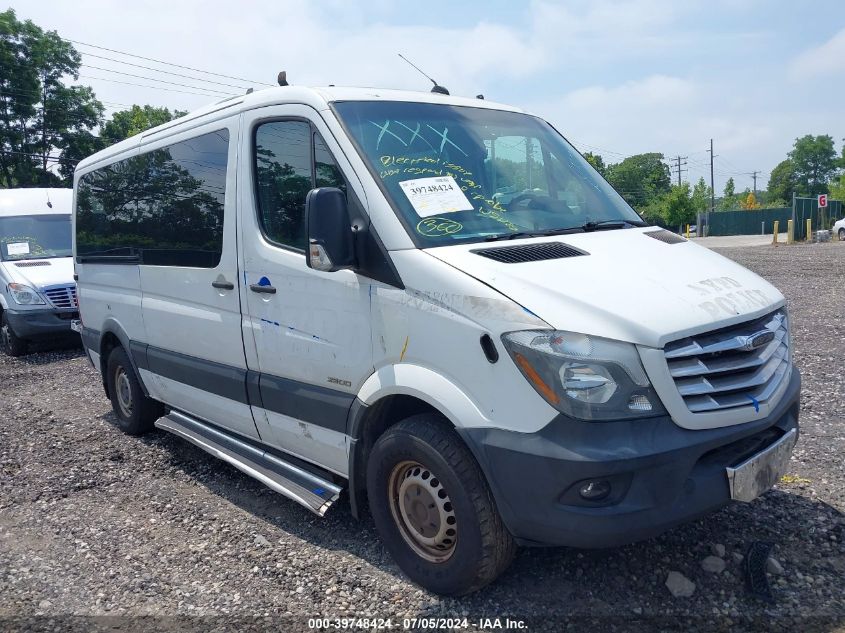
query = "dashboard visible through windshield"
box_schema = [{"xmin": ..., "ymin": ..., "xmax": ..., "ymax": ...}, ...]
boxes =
[{"xmin": 332, "ymin": 101, "xmax": 645, "ymax": 246}]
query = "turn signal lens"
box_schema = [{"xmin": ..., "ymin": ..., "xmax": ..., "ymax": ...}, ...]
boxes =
[{"xmin": 514, "ymin": 352, "xmax": 559, "ymax": 405}]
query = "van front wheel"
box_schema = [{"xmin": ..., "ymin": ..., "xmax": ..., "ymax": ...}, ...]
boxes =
[
  {"xmin": 106, "ymin": 347, "xmax": 162, "ymax": 435},
  {"xmin": 366, "ymin": 414, "xmax": 516, "ymax": 596},
  {"xmin": 1, "ymin": 313, "xmax": 28, "ymax": 357}
]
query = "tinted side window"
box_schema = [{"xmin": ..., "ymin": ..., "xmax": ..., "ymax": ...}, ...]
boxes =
[
  {"xmin": 254, "ymin": 122, "xmax": 347, "ymax": 250},
  {"xmin": 76, "ymin": 129, "xmax": 229, "ymax": 267},
  {"xmin": 255, "ymin": 121, "xmax": 311, "ymax": 249},
  {"xmin": 314, "ymin": 132, "xmax": 345, "ymax": 191}
]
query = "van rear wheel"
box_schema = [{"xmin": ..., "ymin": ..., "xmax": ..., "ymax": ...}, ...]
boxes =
[
  {"xmin": 367, "ymin": 414, "xmax": 516, "ymax": 596},
  {"xmin": 106, "ymin": 347, "xmax": 162, "ymax": 435},
  {"xmin": 1, "ymin": 313, "xmax": 28, "ymax": 357}
]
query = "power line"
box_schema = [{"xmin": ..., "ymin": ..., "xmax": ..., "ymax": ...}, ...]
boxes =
[
  {"xmin": 79, "ymin": 51, "xmax": 254, "ymax": 91},
  {"xmin": 67, "ymin": 38, "xmax": 273, "ymax": 87},
  {"xmin": 81, "ymin": 64, "xmax": 235, "ymax": 97},
  {"xmin": 77, "ymin": 74, "xmax": 235, "ymax": 98},
  {"xmin": 0, "ymin": 149, "xmax": 74, "ymax": 163}
]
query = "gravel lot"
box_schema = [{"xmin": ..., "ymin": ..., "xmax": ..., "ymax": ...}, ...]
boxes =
[{"xmin": 1, "ymin": 242, "xmax": 844, "ymax": 632}]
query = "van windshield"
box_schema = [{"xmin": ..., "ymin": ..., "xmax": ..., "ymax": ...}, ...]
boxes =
[
  {"xmin": 333, "ymin": 101, "xmax": 644, "ymax": 246},
  {"xmin": 0, "ymin": 214, "xmax": 72, "ymax": 261}
]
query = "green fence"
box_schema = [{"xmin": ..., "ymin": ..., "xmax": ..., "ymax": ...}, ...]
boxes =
[{"xmin": 707, "ymin": 199, "xmax": 843, "ymax": 240}]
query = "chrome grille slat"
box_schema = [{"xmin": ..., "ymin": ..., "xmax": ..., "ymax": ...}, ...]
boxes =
[
  {"xmin": 685, "ymin": 361, "xmax": 790, "ymax": 413},
  {"xmin": 44, "ymin": 285, "xmax": 77, "ymax": 309},
  {"xmin": 663, "ymin": 309, "xmax": 790, "ymax": 414},
  {"xmin": 667, "ymin": 330, "xmax": 786, "ymax": 377},
  {"xmin": 664, "ymin": 312, "xmax": 785, "ymax": 359},
  {"xmin": 675, "ymin": 349, "xmax": 786, "ymax": 396}
]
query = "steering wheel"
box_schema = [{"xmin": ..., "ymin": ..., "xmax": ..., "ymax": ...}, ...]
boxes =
[{"xmin": 507, "ymin": 192, "xmax": 553, "ymax": 210}]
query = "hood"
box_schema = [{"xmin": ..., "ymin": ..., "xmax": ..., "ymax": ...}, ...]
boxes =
[
  {"xmin": 425, "ymin": 228, "xmax": 784, "ymax": 348},
  {"xmin": 2, "ymin": 256, "xmax": 75, "ymax": 290}
]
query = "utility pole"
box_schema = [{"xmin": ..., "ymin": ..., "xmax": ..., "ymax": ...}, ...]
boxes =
[
  {"xmin": 750, "ymin": 170, "xmax": 759, "ymax": 197},
  {"xmin": 706, "ymin": 139, "xmax": 716, "ymax": 236},
  {"xmin": 671, "ymin": 155, "xmax": 688, "ymax": 186},
  {"xmin": 41, "ymin": 74, "xmax": 48, "ymax": 181}
]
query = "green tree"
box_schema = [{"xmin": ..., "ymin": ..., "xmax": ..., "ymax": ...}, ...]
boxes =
[
  {"xmin": 789, "ymin": 134, "xmax": 837, "ymax": 195},
  {"xmin": 0, "ymin": 9, "xmax": 103, "ymax": 186},
  {"xmin": 638, "ymin": 183, "xmax": 696, "ymax": 229},
  {"xmin": 718, "ymin": 177, "xmax": 737, "ymax": 210},
  {"xmin": 101, "ymin": 104, "xmax": 186, "ymax": 146},
  {"xmin": 690, "ymin": 176, "xmax": 710, "ymax": 215},
  {"xmin": 767, "ymin": 159, "xmax": 797, "ymax": 204},
  {"xmin": 583, "ymin": 151, "xmax": 606, "ymax": 177},
  {"xmin": 662, "ymin": 183, "xmax": 696, "ymax": 229},
  {"xmin": 605, "ymin": 152, "xmax": 671, "ymax": 209},
  {"xmin": 829, "ymin": 174, "xmax": 845, "ymax": 203}
]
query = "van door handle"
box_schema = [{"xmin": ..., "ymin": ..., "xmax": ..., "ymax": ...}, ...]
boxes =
[
  {"xmin": 212, "ymin": 280, "xmax": 235, "ymax": 290},
  {"xmin": 249, "ymin": 283, "xmax": 276, "ymax": 294}
]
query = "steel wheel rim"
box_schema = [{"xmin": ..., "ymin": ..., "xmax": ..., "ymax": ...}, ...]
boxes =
[
  {"xmin": 839, "ymin": 229, "xmax": 844, "ymax": 241},
  {"xmin": 114, "ymin": 366, "xmax": 133, "ymax": 418},
  {"xmin": 388, "ymin": 460, "xmax": 457, "ymax": 563}
]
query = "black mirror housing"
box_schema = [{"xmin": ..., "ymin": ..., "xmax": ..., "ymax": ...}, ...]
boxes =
[{"xmin": 305, "ymin": 187, "xmax": 355, "ymax": 272}]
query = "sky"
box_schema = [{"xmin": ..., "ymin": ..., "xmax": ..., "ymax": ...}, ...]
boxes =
[{"xmin": 7, "ymin": 0, "xmax": 845, "ymax": 194}]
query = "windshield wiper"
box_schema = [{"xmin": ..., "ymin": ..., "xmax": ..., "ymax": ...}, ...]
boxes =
[
  {"xmin": 482, "ymin": 219, "xmax": 648, "ymax": 242},
  {"xmin": 483, "ymin": 231, "xmax": 540, "ymax": 242},
  {"xmin": 580, "ymin": 219, "xmax": 648, "ymax": 232}
]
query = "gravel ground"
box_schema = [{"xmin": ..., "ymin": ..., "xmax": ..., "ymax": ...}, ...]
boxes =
[{"xmin": 1, "ymin": 242, "xmax": 844, "ymax": 632}]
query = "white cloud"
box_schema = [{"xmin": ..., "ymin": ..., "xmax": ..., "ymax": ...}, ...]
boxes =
[{"xmin": 788, "ymin": 28, "xmax": 845, "ymax": 79}]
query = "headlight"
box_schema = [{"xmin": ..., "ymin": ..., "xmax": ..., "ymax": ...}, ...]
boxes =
[
  {"xmin": 502, "ymin": 330, "xmax": 666, "ymax": 421},
  {"xmin": 8, "ymin": 283, "xmax": 46, "ymax": 305}
]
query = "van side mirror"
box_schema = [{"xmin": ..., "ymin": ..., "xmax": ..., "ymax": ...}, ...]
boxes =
[{"xmin": 305, "ymin": 187, "xmax": 355, "ymax": 272}]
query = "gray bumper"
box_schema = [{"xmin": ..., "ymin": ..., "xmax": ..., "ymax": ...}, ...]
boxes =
[
  {"xmin": 4, "ymin": 308, "xmax": 78, "ymax": 339},
  {"xmin": 460, "ymin": 366, "xmax": 801, "ymax": 548}
]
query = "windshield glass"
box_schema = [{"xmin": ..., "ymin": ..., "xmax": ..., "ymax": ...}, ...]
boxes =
[
  {"xmin": 333, "ymin": 101, "xmax": 644, "ymax": 246},
  {"xmin": 0, "ymin": 214, "xmax": 72, "ymax": 261}
]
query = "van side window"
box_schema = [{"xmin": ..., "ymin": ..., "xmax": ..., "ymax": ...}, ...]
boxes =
[
  {"xmin": 76, "ymin": 129, "xmax": 229, "ymax": 267},
  {"xmin": 314, "ymin": 132, "xmax": 345, "ymax": 191},
  {"xmin": 254, "ymin": 121, "xmax": 346, "ymax": 251}
]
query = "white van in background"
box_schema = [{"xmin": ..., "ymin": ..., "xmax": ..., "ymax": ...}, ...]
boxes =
[
  {"xmin": 1, "ymin": 188, "xmax": 77, "ymax": 356},
  {"xmin": 73, "ymin": 86, "xmax": 800, "ymax": 595}
]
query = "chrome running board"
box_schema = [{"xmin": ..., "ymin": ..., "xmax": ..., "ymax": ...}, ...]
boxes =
[{"xmin": 155, "ymin": 410, "xmax": 342, "ymax": 516}]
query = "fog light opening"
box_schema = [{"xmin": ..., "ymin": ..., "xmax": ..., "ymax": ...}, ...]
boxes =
[{"xmin": 579, "ymin": 479, "xmax": 611, "ymax": 501}]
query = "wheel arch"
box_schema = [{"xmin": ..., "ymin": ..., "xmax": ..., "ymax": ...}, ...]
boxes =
[
  {"xmin": 95, "ymin": 318, "xmax": 150, "ymax": 398},
  {"xmin": 347, "ymin": 394, "xmax": 447, "ymax": 520}
]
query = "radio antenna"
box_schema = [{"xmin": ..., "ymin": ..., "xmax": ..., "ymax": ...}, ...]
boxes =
[{"xmin": 398, "ymin": 53, "xmax": 449, "ymax": 95}]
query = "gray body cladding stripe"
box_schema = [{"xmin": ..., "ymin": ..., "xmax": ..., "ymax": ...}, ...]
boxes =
[{"xmin": 83, "ymin": 328, "xmax": 353, "ymax": 433}]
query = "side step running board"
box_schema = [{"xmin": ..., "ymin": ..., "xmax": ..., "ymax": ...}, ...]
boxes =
[{"xmin": 155, "ymin": 410, "xmax": 342, "ymax": 516}]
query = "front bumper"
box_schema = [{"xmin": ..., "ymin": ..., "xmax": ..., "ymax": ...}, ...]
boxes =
[
  {"xmin": 460, "ymin": 366, "xmax": 801, "ymax": 548},
  {"xmin": 4, "ymin": 308, "xmax": 79, "ymax": 339}
]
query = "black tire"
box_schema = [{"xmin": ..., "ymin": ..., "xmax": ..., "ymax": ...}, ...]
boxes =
[
  {"xmin": 367, "ymin": 414, "xmax": 516, "ymax": 595},
  {"xmin": 839, "ymin": 228, "xmax": 844, "ymax": 241},
  {"xmin": 106, "ymin": 346, "xmax": 162, "ymax": 435},
  {"xmin": 1, "ymin": 312, "xmax": 28, "ymax": 357}
]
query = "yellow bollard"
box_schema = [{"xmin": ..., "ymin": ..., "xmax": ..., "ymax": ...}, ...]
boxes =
[
  {"xmin": 685, "ymin": 224, "xmax": 690, "ymax": 239},
  {"xmin": 772, "ymin": 220, "xmax": 779, "ymax": 244},
  {"xmin": 806, "ymin": 218, "xmax": 812, "ymax": 243},
  {"xmin": 787, "ymin": 219, "xmax": 794, "ymax": 244}
]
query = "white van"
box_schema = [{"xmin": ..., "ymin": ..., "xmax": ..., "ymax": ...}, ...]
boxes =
[
  {"xmin": 73, "ymin": 86, "xmax": 800, "ymax": 595},
  {"xmin": 1, "ymin": 188, "xmax": 77, "ymax": 356}
]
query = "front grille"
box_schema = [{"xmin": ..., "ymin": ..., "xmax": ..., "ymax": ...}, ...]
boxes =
[
  {"xmin": 663, "ymin": 309, "xmax": 789, "ymax": 413},
  {"xmin": 471, "ymin": 242, "xmax": 588, "ymax": 263},
  {"xmin": 44, "ymin": 285, "xmax": 78, "ymax": 310}
]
